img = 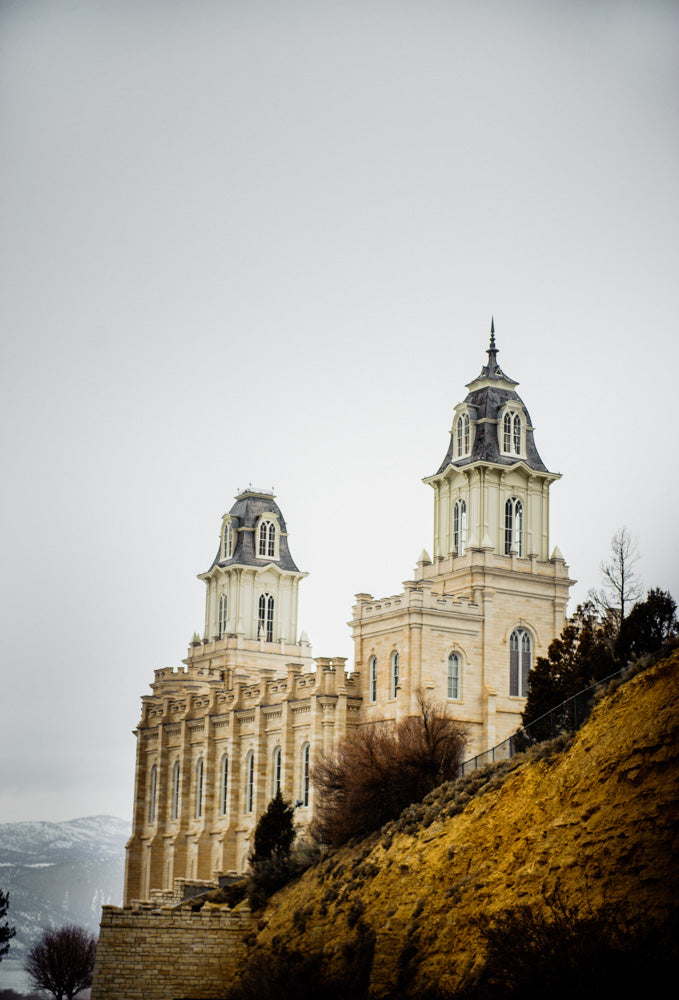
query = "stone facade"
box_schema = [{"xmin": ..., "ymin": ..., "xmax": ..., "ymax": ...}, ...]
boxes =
[
  {"xmin": 91, "ymin": 897, "xmax": 257, "ymax": 1000},
  {"xmin": 123, "ymin": 331, "xmax": 574, "ymax": 905}
]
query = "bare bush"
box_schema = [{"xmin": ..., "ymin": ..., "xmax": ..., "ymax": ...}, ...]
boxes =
[
  {"xmin": 25, "ymin": 925, "xmax": 97, "ymax": 1000},
  {"xmin": 311, "ymin": 692, "xmax": 467, "ymax": 846}
]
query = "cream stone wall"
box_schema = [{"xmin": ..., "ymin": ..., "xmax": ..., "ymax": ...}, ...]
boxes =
[
  {"xmin": 350, "ymin": 543, "xmax": 572, "ymax": 757},
  {"xmin": 124, "ymin": 637, "xmax": 359, "ymax": 904},
  {"xmin": 91, "ymin": 900, "xmax": 257, "ymax": 1000}
]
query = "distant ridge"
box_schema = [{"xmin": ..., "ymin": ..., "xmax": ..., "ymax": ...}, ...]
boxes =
[{"xmin": 0, "ymin": 814, "xmax": 129, "ymax": 969}]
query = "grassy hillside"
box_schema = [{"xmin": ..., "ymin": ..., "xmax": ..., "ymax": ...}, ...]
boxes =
[{"xmin": 224, "ymin": 650, "xmax": 679, "ymax": 997}]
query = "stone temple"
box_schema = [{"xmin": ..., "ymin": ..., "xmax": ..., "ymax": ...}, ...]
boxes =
[{"xmin": 124, "ymin": 327, "xmax": 574, "ymax": 903}]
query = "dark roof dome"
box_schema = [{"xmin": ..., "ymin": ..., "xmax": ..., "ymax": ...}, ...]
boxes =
[
  {"xmin": 208, "ymin": 488, "xmax": 301, "ymax": 573},
  {"xmin": 433, "ymin": 323, "xmax": 549, "ymax": 476}
]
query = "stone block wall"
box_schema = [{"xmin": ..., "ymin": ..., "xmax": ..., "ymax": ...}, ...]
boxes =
[{"xmin": 91, "ymin": 901, "xmax": 257, "ymax": 1000}]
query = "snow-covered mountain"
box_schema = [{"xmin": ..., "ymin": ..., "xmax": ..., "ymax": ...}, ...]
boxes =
[{"xmin": 0, "ymin": 815, "xmax": 129, "ymax": 966}]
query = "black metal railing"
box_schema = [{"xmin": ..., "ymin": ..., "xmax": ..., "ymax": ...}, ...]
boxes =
[{"xmin": 459, "ymin": 665, "xmax": 628, "ymax": 777}]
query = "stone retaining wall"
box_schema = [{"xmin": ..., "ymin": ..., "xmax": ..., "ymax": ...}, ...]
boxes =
[{"xmin": 91, "ymin": 901, "xmax": 256, "ymax": 1000}]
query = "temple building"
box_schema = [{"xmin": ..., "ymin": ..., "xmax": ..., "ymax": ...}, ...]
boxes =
[{"xmin": 124, "ymin": 328, "xmax": 574, "ymax": 903}]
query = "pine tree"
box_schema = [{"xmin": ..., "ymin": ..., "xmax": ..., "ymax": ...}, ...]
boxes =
[
  {"xmin": 0, "ymin": 889, "xmax": 16, "ymax": 963},
  {"xmin": 252, "ymin": 790, "xmax": 296, "ymax": 863}
]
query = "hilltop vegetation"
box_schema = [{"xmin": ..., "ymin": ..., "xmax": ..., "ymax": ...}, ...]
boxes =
[{"xmin": 223, "ymin": 650, "xmax": 679, "ymax": 999}]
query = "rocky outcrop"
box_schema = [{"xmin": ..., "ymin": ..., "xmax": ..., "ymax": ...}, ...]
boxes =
[{"xmin": 251, "ymin": 652, "xmax": 679, "ymax": 996}]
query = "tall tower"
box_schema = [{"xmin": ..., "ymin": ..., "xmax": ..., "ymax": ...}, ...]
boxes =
[
  {"xmin": 351, "ymin": 325, "xmax": 574, "ymax": 753},
  {"xmin": 425, "ymin": 321, "xmax": 557, "ymax": 562}
]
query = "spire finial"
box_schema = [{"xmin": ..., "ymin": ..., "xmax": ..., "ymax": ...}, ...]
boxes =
[{"xmin": 487, "ymin": 316, "xmax": 498, "ymax": 370}]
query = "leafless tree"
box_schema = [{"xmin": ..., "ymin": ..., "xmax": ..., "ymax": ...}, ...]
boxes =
[
  {"xmin": 588, "ymin": 527, "xmax": 643, "ymax": 634},
  {"xmin": 311, "ymin": 690, "xmax": 467, "ymax": 846},
  {"xmin": 25, "ymin": 925, "xmax": 97, "ymax": 1000}
]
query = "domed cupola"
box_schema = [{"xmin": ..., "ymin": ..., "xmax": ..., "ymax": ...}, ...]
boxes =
[
  {"xmin": 209, "ymin": 488, "xmax": 300, "ymax": 573},
  {"xmin": 423, "ymin": 321, "xmax": 560, "ymax": 562},
  {"xmin": 433, "ymin": 320, "xmax": 549, "ymax": 476},
  {"xmin": 198, "ymin": 487, "xmax": 307, "ymax": 643}
]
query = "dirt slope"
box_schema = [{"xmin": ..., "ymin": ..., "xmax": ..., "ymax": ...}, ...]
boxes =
[{"xmin": 242, "ymin": 652, "xmax": 679, "ymax": 996}]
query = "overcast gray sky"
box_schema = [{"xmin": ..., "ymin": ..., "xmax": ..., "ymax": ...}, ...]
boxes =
[{"xmin": 1, "ymin": 0, "xmax": 677, "ymax": 824}]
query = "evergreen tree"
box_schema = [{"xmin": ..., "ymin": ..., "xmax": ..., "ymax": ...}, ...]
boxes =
[
  {"xmin": 616, "ymin": 588, "xmax": 678, "ymax": 663},
  {"xmin": 520, "ymin": 603, "xmax": 615, "ymax": 742},
  {"xmin": 0, "ymin": 889, "xmax": 16, "ymax": 963},
  {"xmin": 252, "ymin": 790, "xmax": 296, "ymax": 863}
]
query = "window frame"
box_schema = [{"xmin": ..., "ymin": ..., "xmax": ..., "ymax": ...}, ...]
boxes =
[
  {"xmin": 219, "ymin": 754, "xmax": 229, "ymax": 816},
  {"xmin": 218, "ymin": 593, "xmax": 228, "ymax": 638},
  {"xmin": 273, "ymin": 746, "xmax": 282, "ymax": 797},
  {"xmin": 390, "ymin": 651, "xmax": 400, "ymax": 699},
  {"xmin": 245, "ymin": 750, "xmax": 255, "ymax": 813},
  {"xmin": 509, "ymin": 628, "xmax": 532, "ymax": 697},
  {"xmin": 148, "ymin": 764, "xmax": 157, "ymax": 824},
  {"xmin": 369, "ymin": 655, "xmax": 377, "ymax": 703},
  {"xmin": 195, "ymin": 757, "xmax": 204, "ymax": 819},
  {"xmin": 301, "ymin": 742, "xmax": 310, "ymax": 807},
  {"xmin": 258, "ymin": 593, "xmax": 275, "ymax": 642},
  {"xmin": 447, "ymin": 652, "xmax": 461, "ymax": 700},
  {"xmin": 257, "ymin": 518, "xmax": 278, "ymax": 559},
  {"xmin": 171, "ymin": 761, "xmax": 180, "ymax": 821},
  {"xmin": 453, "ymin": 498, "xmax": 467, "ymax": 555},
  {"xmin": 504, "ymin": 497, "xmax": 524, "ymax": 556},
  {"xmin": 222, "ymin": 520, "xmax": 232, "ymax": 560}
]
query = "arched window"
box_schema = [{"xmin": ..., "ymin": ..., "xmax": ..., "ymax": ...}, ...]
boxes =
[
  {"xmin": 148, "ymin": 764, "xmax": 157, "ymax": 823},
  {"xmin": 258, "ymin": 593, "xmax": 274, "ymax": 642},
  {"xmin": 218, "ymin": 594, "xmax": 227, "ymax": 638},
  {"xmin": 456, "ymin": 413, "xmax": 470, "ymax": 457},
  {"xmin": 301, "ymin": 743, "xmax": 310, "ymax": 807},
  {"xmin": 273, "ymin": 746, "xmax": 282, "ymax": 796},
  {"xmin": 504, "ymin": 497, "xmax": 523, "ymax": 556},
  {"xmin": 510, "ymin": 629, "xmax": 532, "ymax": 697},
  {"xmin": 171, "ymin": 761, "xmax": 180, "ymax": 821},
  {"xmin": 245, "ymin": 751, "xmax": 255, "ymax": 813},
  {"xmin": 453, "ymin": 498, "xmax": 467, "ymax": 555},
  {"xmin": 222, "ymin": 521, "xmax": 232, "ymax": 559},
  {"xmin": 219, "ymin": 755, "xmax": 229, "ymax": 816},
  {"xmin": 513, "ymin": 413, "xmax": 521, "ymax": 454},
  {"xmin": 503, "ymin": 412, "xmax": 512, "ymax": 452},
  {"xmin": 258, "ymin": 520, "xmax": 276, "ymax": 558},
  {"xmin": 391, "ymin": 651, "xmax": 399, "ymax": 698},
  {"xmin": 369, "ymin": 655, "xmax": 377, "ymax": 703},
  {"xmin": 195, "ymin": 758, "xmax": 204, "ymax": 819},
  {"xmin": 447, "ymin": 653, "xmax": 460, "ymax": 699}
]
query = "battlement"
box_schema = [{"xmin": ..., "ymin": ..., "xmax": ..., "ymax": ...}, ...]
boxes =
[{"xmin": 139, "ymin": 656, "xmax": 356, "ymax": 727}]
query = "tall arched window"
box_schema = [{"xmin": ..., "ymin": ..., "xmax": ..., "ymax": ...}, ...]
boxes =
[
  {"xmin": 391, "ymin": 651, "xmax": 399, "ymax": 698},
  {"xmin": 171, "ymin": 761, "xmax": 180, "ymax": 821},
  {"xmin": 245, "ymin": 751, "xmax": 255, "ymax": 813},
  {"xmin": 503, "ymin": 412, "xmax": 512, "ymax": 452},
  {"xmin": 258, "ymin": 520, "xmax": 276, "ymax": 558},
  {"xmin": 510, "ymin": 629, "xmax": 532, "ymax": 697},
  {"xmin": 504, "ymin": 497, "xmax": 523, "ymax": 556},
  {"xmin": 301, "ymin": 743, "xmax": 310, "ymax": 807},
  {"xmin": 453, "ymin": 498, "xmax": 467, "ymax": 555},
  {"xmin": 258, "ymin": 593, "xmax": 274, "ymax": 642},
  {"xmin": 513, "ymin": 413, "xmax": 521, "ymax": 454},
  {"xmin": 273, "ymin": 746, "xmax": 282, "ymax": 796},
  {"xmin": 218, "ymin": 594, "xmax": 227, "ymax": 638},
  {"xmin": 447, "ymin": 653, "xmax": 460, "ymax": 699},
  {"xmin": 195, "ymin": 758, "xmax": 204, "ymax": 819},
  {"xmin": 456, "ymin": 413, "xmax": 470, "ymax": 457},
  {"xmin": 222, "ymin": 521, "xmax": 232, "ymax": 559},
  {"xmin": 148, "ymin": 764, "xmax": 157, "ymax": 823},
  {"xmin": 369, "ymin": 655, "xmax": 377, "ymax": 703},
  {"xmin": 219, "ymin": 755, "xmax": 229, "ymax": 816}
]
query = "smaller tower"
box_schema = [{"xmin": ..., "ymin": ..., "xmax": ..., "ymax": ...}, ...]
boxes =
[{"xmin": 198, "ymin": 488, "xmax": 307, "ymax": 644}]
